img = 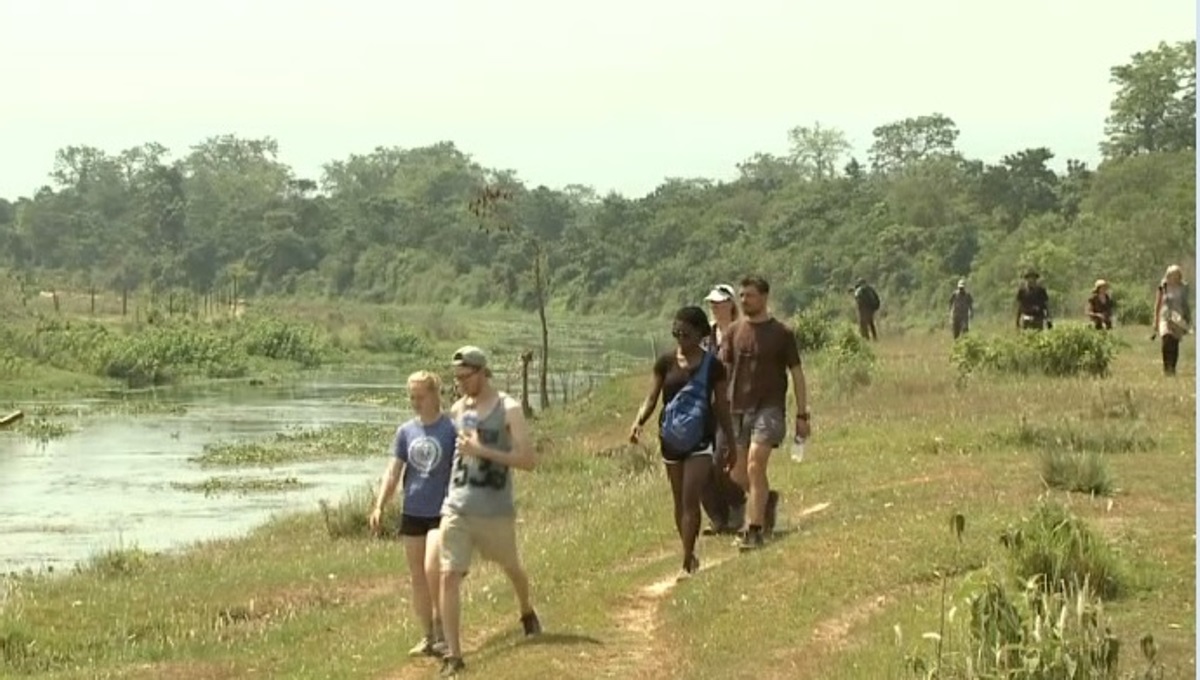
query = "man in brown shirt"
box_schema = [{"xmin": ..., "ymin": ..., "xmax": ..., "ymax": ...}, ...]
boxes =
[{"xmin": 719, "ymin": 275, "xmax": 811, "ymax": 551}]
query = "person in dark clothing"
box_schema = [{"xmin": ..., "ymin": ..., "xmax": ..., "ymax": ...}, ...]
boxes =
[
  {"xmin": 1015, "ymin": 270, "xmax": 1051, "ymax": 331},
  {"xmin": 1086, "ymin": 279, "xmax": 1115, "ymax": 330},
  {"xmin": 630, "ymin": 306, "xmax": 736, "ymax": 580},
  {"xmin": 852, "ymin": 278, "xmax": 880, "ymax": 340},
  {"xmin": 948, "ymin": 279, "xmax": 973, "ymax": 339}
]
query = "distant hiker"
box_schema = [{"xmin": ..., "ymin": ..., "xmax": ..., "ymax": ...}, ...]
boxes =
[
  {"xmin": 630, "ymin": 306, "xmax": 736, "ymax": 580},
  {"xmin": 1087, "ymin": 280, "xmax": 1115, "ymax": 330},
  {"xmin": 438, "ymin": 346, "xmax": 541, "ymax": 676},
  {"xmin": 369, "ymin": 370, "xmax": 456, "ymax": 659},
  {"xmin": 1152, "ymin": 265, "xmax": 1191, "ymax": 376},
  {"xmin": 1015, "ymin": 270, "xmax": 1051, "ymax": 331},
  {"xmin": 700, "ymin": 284, "xmax": 748, "ymax": 536},
  {"xmin": 948, "ymin": 279, "xmax": 974, "ymax": 339},
  {"xmin": 720, "ymin": 275, "xmax": 810, "ymax": 551},
  {"xmin": 852, "ymin": 278, "xmax": 880, "ymax": 341}
]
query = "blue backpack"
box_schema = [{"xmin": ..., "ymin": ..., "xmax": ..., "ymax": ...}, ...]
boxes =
[{"xmin": 660, "ymin": 353, "xmax": 714, "ymax": 453}]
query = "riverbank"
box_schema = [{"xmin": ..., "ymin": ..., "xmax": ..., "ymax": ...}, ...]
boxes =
[
  {"xmin": 0, "ymin": 324, "xmax": 1192, "ymax": 679},
  {"xmin": 0, "ymin": 297, "xmax": 662, "ymax": 403}
]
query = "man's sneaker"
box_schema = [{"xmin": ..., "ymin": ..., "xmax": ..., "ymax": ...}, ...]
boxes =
[
  {"xmin": 520, "ymin": 610, "xmax": 542, "ymax": 636},
  {"xmin": 440, "ymin": 656, "xmax": 466, "ymax": 677},
  {"xmin": 737, "ymin": 529, "xmax": 765, "ymax": 552},
  {"xmin": 764, "ymin": 490, "xmax": 780, "ymax": 537},
  {"xmin": 430, "ymin": 640, "xmax": 449, "ymax": 658},
  {"xmin": 408, "ymin": 636, "xmax": 442, "ymax": 657}
]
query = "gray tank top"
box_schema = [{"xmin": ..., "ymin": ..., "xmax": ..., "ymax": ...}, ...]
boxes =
[{"xmin": 441, "ymin": 395, "xmax": 516, "ymax": 517}]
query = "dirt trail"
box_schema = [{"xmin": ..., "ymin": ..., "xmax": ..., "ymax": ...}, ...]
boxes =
[{"xmin": 602, "ymin": 501, "xmax": 834, "ymax": 679}]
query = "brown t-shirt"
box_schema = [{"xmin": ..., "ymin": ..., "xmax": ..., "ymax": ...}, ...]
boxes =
[{"xmin": 719, "ymin": 317, "xmax": 801, "ymax": 413}]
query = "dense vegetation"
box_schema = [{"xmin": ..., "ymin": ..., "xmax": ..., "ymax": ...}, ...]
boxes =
[{"xmin": 0, "ymin": 41, "xmax": 1192, "ymax": 321}]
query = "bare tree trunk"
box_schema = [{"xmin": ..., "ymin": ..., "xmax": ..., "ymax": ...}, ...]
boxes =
[
  {"xmin": 519, "ymin": 351, "xmax": 534, "ymax": 417},
  {"xmin": 534, "ymin": 250, "xmax": 550, "ymax": 412}
]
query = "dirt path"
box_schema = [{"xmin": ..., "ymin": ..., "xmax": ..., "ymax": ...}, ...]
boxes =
[{"xmin": 602, "ymin": 502, "xmax": 834, "ymax": 679}]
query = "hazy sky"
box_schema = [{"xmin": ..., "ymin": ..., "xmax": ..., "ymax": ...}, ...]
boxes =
[{"xmin": 1, "ymin": 0, "xmax": 1193, "ymax": 199}]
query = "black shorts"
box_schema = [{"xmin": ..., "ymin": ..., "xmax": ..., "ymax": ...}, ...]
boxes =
[{"xmin": 398, "ymin": 513, "xmax": 442, "ymax": 537}]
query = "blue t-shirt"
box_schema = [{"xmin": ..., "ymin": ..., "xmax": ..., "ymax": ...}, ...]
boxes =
[{"xmin": 392, "ymin": 415, "xmax": 457, "ymax": 518}]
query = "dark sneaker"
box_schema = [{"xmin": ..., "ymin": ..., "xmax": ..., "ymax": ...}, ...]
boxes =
[
  {"xmin": 430, "ymin": 640, "xmax": 449, "ymax": 658},
  {"xmin": 737, "ymin": 530, "xmax": 765, "ymax": 552},
  {"xmin": 520, "ymin": 610, "xmax": 542, "ymax": 636},
  {"xmin": 440, "ymin": 656, "xmax": 466, "ymax": 678},
  {"xmin": 676, "ymin": 553, "xmax": 700, "ymax": 581},
  {"xmin": 764, "ymin": 490, "xmax": 780, "ymax": 537}
]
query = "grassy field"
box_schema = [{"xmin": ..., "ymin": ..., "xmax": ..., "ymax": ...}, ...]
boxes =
[{"xmin": 0, "ymin": 322, "xmax": 1193, "ymax": 679}]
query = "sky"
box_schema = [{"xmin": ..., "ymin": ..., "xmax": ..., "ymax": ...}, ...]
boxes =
[{"xmin": 0, "ymin": 0, "xmax": 1194, "ymax": 199}]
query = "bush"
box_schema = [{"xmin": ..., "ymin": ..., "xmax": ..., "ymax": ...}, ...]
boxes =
[
  {"xmin": 825, "ymin": 323, "xmax": 877, "ymax": 393},
  {"xmin": 951, "ymin": 324, "xmax": 1120, "ymax": 378},
  {"xmin": 900, "ymin": 508, "xmax": 1158, "ymax": 680},
  {"xmin": 1039, "ymin": 449, "xmax": 1115, "ymax": 496},
  {"xmin": 318, "ymin": 483, "xmax": 402, "ymax": 539},
  {"xmin": 358, "ymin": 323, "xmax": 433, "ymax": 358},
  {"xmin": 236, "ymin": 318, "xmax": 327, "ymax": 367},
  {"xmin": 1116, "ymin": 294, "xmax": 1154, "ymax": 326},
  {"xmin": 791, "ymin": 296, "xmax": 843, "ymax": 353},
  {"xmin": 999, "ymin": 499, "xmax": 1127, "ymax": 600}
]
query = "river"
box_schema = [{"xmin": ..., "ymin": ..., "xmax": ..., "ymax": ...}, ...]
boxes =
[{"xmin": 0, "ymin": 369, "xmax": 418, "ymax": 575}]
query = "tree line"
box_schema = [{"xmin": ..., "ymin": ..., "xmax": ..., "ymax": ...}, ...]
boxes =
[{"xmin": 0, "ymin": 40, "xmax": 1193, "ymax": 321}]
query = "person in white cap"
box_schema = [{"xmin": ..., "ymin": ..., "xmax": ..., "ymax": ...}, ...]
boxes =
[
  {"xmin": 948, "ymin": 279, "xmax": 974, "ymax": 339},
  {"xmin": 700, "ymin": 284, "xmax": 751, "ymax": 535}
]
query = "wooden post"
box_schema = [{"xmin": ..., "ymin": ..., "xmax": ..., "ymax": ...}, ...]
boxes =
[
  {"xmin": 519, "ymin": 351, "xmax": 534, "ymax": 417},
  {"xmin": 90, "ymin": 287, "xmax": 96, "ymax": 315},
  {"xmin": 52, "ymin": 291, "xmax": 59, "ymax": 313},
  {"xmin": 122, "ymin": 287, "xmax": 128, "ymax": 316}
]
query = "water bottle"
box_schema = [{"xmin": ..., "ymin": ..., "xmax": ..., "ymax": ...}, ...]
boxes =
[
  {"xmin": 460, "ymin": 410, "xmax": 479, "ymax": 436},
  {"xmin": 790, "ymin": 434, "xmax": 806, "ymax": 462}
]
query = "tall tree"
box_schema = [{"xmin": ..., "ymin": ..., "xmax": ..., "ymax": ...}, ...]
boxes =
[
  {"xmin": 1101, "ymin": 40, "xmax": 1196, "ymax": 158},
  {"xmin": 787, "ymin": 122, "xmax": 852, "ymax": 181},
  {"xmin": 868, "ymin": 113, "xmax": 960, "ymax": 174}
]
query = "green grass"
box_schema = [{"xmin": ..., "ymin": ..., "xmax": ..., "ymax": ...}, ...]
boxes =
[
  {"xmin": 189, "ymin": 422, "xmax": 394, "ymax": 468},
  {"xmin": 0, "ymin": 324, "xmax": 1193, "ymax": 679},
  {"xmin": 0, "ymin": 296, "xmax": 663, "ymax": 403},
  {"xmin": 169, "ymin": 476, "xmax": 314, "ymax": 496}
]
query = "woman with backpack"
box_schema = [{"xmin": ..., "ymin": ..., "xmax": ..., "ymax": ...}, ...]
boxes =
[{"xmin": 629, "ymin": 306, "xmax": 736, "ymax": 580}]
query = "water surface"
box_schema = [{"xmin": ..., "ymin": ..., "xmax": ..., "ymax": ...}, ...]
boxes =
[{"xmin": 0, "ymin": 369, "xmax": 405, "ymax": 574}]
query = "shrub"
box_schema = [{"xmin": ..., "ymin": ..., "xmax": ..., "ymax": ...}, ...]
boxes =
[
  {"xmin": 1115, "ymin": 294, "xmax": 1154, "ymax": 326},
  {"xmin": 1039, "ymin": 449, "xmax": 1115, "ymax": 496},
  {"xmin": 358, "ymin": 323, "xmax": 433, "ymax": 358},
  {"xmin": 999, "ymin": 499, "xmax": 1127, "ymax": 600},
  {"xmin": 318, "ymin": 484, "xmax": 402, "ymax": 539},
  {"xmin": 900, "ymin": 509, "xmax": 1157, "ymax": 680},
  {"xmin": 236, "ymin": 318, "xmax": 327, "ymax": 367},
  {"xmin": 951, "ymin": 324, "xmax": 1120, "ymax": 378},
  {"xmin": 791, "ymin": 297, "xmax": 843, "ymax": 353},
  {"xmin": 824, "ymin": 323, "xmax": 877, "ymax": 393}
]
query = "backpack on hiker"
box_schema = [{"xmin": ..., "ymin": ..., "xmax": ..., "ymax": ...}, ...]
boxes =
[
  {"xmin": 660, "ymin": 353, "xmax": 714, "ymax": 454},
  {"xmin": 864, "ymin": 286, "xmax": 881, "ymax": 312}
]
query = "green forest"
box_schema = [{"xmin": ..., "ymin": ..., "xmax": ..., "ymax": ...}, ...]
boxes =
[{"xmin": 0, "ymin": 40, "xmax": 1193, "ymax": 321}]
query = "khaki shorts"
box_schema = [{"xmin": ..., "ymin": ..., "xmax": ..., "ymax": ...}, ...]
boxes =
[
  {"xmin": 733, "ymin": 406, "xmax": 787, "ymax": 450},
  {"xmin": 439, "ymin": 512, "xmax": 521, "ymax": 574}
]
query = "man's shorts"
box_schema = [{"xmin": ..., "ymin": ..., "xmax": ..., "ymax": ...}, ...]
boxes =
[
  {"xmin": 732, "ymin": 406, "xmax": 786, "ymax": 450},
  {"xmin": 439, "ymin": 512, "xmax": 521, "ymax": 573}
]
